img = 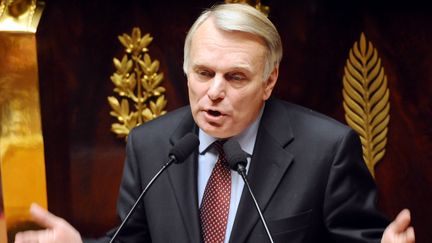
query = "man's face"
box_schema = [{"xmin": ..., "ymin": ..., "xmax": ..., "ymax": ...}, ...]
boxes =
[{"xmin": 187, "ymin": 18, "xmax": 278, "ymax": 138}]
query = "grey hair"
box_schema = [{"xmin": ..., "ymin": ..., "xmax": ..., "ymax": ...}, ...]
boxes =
[{"xmin": 183, "ymin": 3, "xmax": 283, "ymax": 80}]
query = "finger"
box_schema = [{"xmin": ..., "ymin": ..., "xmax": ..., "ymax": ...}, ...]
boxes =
[
  {"xmin": 15, "ymin": 229, "xmax": 49, "ymax": 243},
  {"xmin": 29, "ymin": 203, "xmax": 61, "ymax": 229},
  {"xmin": 406, "ymin": 226, "xmax": 415, "ymax": 243},
  {"xmin": 390, "ymin": 209, "xmax": 411, "ymax": 233},
  {"xmin": 14, "ymin": 232, "xmax": 25, "ymax": 243}
]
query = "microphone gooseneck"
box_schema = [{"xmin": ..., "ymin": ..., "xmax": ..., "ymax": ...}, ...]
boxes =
[
  {"xmin": 169, "ymin": 133, "xmax": 200, "ymax": 163},
  {"xmin": 223, "ymin": 140, "xmax": 274, "ymax": 243},
  {"xmin": 109, "ymin": 133, "xmax": 199, "ymax": 243}
]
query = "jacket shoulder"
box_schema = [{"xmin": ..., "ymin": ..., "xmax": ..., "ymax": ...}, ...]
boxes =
[
  {"xmin": 269, "ymin": 98, "xmax": 353, "ymax": 142},
  {"xmin": 129, "ymin": 105, "xmax": 192, "ymax": 139}
]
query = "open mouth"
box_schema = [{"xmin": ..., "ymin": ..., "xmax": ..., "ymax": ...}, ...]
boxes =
[{"xmin": 207, "ymin": 110, "xmax": 222, "ymax": 117}]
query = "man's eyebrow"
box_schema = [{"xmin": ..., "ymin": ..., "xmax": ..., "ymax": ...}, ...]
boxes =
[
  {"xmin": 190, "ymin": 63, "xmax": 253, "ymax": 73},
  {"xmin": 229, "ymin": 64, "xmax": 253, "ymax": 73},
  {"xmin": 192, "ymin": 64, "xmax": 207, "ymax": 69},
  {"xmin": 190, "ymin": 63, "xmax": 211, "ymax": 71}
]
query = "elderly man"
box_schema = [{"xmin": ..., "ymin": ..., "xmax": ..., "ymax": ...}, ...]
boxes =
[{"xmin": 15, "ymin": 3, "xmax": 414, "ymax": 243}]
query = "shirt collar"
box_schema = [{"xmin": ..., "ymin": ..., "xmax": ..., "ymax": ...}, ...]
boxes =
[{"xmin": 198, "ymin": 104, "xmax": 265, "ymax": 156}]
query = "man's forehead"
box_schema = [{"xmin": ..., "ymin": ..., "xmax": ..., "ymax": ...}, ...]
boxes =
[{"xmin": 192, "ymin": 17, "xmax": 266, "ymax": 48}]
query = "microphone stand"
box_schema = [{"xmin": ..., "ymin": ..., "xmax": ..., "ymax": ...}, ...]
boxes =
[
  {"xmin": 109, "ymin": 156, "xmax": 175, "ymax": 243},
  {"xmin": 108, "ymin": 132, "xmax": 199, "ymax": 243},
  {"xmin": 237, "ymin": 163, "xmax": 274, "ymax": 243}
]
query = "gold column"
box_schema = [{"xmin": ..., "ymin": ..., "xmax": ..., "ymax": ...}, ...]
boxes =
[{"xmin": 0, "ymin": 1, "xmax": 46, "ymax": 242}]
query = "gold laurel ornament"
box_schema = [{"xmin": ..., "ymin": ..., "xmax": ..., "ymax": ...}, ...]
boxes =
[
  {"xmin": 342, "ymin": 33, "xmax": 390, "ymax": 177},
  {"xmin": 108, "ymin": 27, "xmax": 167, "ymax": 139}
]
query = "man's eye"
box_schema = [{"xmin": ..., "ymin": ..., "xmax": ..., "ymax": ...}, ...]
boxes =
[
  {"xmin": 232, "ymin": 75, "xmax": 245, "ymax": 81},
  {"xmin": 197, "ymin": 70, "xmax": 213, "ymax": 77},
  {"xmin": 226, "ymin": 73, "xmax": 246, "ymax": 81}
]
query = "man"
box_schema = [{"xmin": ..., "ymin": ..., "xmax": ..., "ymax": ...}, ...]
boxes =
[{"xmin": 15, "ymin": 3, "xmax": 415, "ymax": 243}]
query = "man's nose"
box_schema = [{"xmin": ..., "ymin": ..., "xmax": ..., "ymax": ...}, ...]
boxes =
[{"xmin": 207, "ymin": 75, "xmax": 226, "ymax": 101}]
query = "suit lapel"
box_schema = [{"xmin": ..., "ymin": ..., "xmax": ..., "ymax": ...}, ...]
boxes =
[
  {"xmin": 165, "ymin": 110, "xmax": 202, "ymax": 242},
  {"xmin": 229, "ymin": 99, "xmax": 295, "ymax": 242}
]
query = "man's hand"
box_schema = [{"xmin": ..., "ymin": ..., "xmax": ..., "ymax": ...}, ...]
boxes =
[
  {"xmin": 382, "ymin": 209, "xmax": 415, "ymax": 243},
  {"xmin": 14, "ymin": 203, "xmax": 83, "ymax": 243}
]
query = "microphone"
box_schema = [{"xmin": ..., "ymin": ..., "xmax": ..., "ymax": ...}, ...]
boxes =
[
  {"xmin": 109, "ymin": 133, "xmax": 200, "ymax": 243},
  {"xmin": 223, "ymin": 140, "xmax": 274, "ymax": 243}
]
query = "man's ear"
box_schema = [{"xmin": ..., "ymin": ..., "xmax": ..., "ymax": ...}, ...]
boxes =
[{"xmin": 263, "ymin": 66, "xmax": 279, "ymax": 100}]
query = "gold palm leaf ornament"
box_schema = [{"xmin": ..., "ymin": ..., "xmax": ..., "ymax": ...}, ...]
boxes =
[
  {"xmin": 342, "ymin": 33, "xmax": 390, "ymax": 177},
  {"xmin": 108, "ymin": 27, "xmax": 167, "ymax": 139}
]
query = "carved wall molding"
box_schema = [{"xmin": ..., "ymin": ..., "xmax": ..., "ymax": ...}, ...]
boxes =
[{"xmin": 0, "ymin": 0, "xmax": 45, "ymax": 33}]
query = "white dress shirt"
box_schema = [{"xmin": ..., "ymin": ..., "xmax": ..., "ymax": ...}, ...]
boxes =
[{"xmin": 197, "ymin": 107, "xmax": 264, "ymax": 243}]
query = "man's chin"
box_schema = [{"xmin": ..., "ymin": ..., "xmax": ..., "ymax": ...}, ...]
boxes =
[{"xmin": 200, "ymin": 124, "xmax": 231, "ymax": 139}]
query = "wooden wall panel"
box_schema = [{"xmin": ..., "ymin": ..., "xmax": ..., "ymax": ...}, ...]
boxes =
[{"xmin": 35, "ymin": 0, "xmax": 431, "ymax": 241}]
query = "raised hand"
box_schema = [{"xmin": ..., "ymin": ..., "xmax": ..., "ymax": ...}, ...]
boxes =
[
  {"xmin": 381, "ymin": 209, "xmax": 415, "ymax": 243},
  {"xmin": 14, "ymin": 203, "xmax": 82, "ymax": 243}
]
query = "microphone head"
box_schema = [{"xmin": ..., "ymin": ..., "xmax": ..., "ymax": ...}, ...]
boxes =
[
  {"xmin": 169, "ymin": 133, "xmax": 200, "ymax": 164},
  {"xmin": 223, "ymin": 139, "xmax": 248, "ymax": 171}
]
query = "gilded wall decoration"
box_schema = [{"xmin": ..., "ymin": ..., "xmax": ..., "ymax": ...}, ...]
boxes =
[
  {"xmin": 0, "ymin": 0, "xmax": 45, "ymax": 33},
  {"xmin": 342, "ymin": 33, "xmax": 390, "ymax": 177},
  {"xmin": 108, "ymin": 27, "xmax": 167, "ymax": 139},
  {"xmin": 0, "ymin": 1, "xmax": 47, "ymax": 240}
]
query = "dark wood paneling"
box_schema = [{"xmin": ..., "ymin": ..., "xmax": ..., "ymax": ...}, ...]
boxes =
[{"xmin": 36, "ymin": 0, "xmax": 432, "ymax": 241}]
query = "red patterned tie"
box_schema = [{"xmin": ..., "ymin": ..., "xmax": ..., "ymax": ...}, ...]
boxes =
[{"xmin": 200, "ymin": 141, "xmax": 231, "ymax": 243}]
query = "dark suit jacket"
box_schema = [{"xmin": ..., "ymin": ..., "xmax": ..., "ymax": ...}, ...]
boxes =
[{"xmin": 87, "ymin": 97, "xmax": 389, "ymax": 243}]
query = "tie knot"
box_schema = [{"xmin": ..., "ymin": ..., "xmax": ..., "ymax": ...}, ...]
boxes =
[
  {"xmin": 213, "ymin": 140, "xmax": 229, "ymax": 167},
  {"xmin": 213, "ymin": 140, "xmax": 225, "ymax": 156}
]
